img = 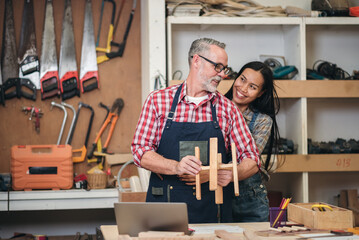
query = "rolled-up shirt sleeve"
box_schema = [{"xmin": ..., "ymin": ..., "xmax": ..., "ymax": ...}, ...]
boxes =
[
  {"xmin": 131, "ymin": 92, "xmax": 159, "ymax": 167},
  {"xmin": 229, "ymin": 106, "xmax": 260, "ymax": 167}
]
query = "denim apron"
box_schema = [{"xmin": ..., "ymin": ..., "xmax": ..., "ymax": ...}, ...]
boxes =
[
  {"xmin": 146, "ymin": 84, "xmax": 232, "ymax": 224},
  {"xmin": 232, "ymin": 111, "xmax": 269, "ymax": 222}
]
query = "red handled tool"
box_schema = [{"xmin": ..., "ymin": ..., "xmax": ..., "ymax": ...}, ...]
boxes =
[
  {"xmin": 40, "ymin": 0, "xmax": 60, "ymax": 99},
  {"xmin": 59, "ymin": 0, "xmax": 80, "ymax": 100},
  {"xmin": 80, "ymin": 0, "xmax": 99, "ymax": 93},
  {"xmin": 87, "ymin": 98, "xmax": 124, "ymax": 159}
]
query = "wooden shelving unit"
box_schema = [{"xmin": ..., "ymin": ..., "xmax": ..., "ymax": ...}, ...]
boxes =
[{"xmin": 164, "ymin": 16, "xmax": 359, "ymax": 204}]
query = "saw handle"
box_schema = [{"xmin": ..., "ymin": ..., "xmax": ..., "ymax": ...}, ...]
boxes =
[
  {"xmin": 19, "ymin": 78, "xmax": 36, "ymax": 101},
  {"xmin": 3, "ymin": 78, "xmax": 19, "ymax": 100},
  {"xmin": 60, "ymin": 71, "xmax": 80, "ymax": 100},
  {"xmin": 40, "ymin": 71, "xmax": 59, "ymax": 99},
  {"xmin": 80, "ymin": 71, "xmax": 99, "ymax": 93}
]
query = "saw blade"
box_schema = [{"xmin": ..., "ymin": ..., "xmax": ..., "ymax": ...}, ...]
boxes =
[
  {"xmin": 79, "ymin": 0, "xmax": 99, "ymax": 92},
  {"xmin": 59, "ymin": 0, "xmax": 78, "ymax": 79},
  {"xmin": 18, "ymin": 0, "xmax": 40, "ymax": 90},
  {"xmin": 1, "ymin": 0, "xmax": 19, "ymax": 82},
  {"xmin": 40, "ymin": 0, "xmax": 59, "ymax": 93}
]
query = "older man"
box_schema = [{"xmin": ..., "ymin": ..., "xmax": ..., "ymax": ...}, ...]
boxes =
[{"xmin": 131, "ymin": 38, "xmax": 260, "ymax": 223}]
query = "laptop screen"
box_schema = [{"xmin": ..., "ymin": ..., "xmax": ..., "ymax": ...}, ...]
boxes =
[{"xmin": 114, "ymin": 202, "xmax": 189, "ymax": 237}]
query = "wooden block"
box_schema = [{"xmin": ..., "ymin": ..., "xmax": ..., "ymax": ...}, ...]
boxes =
[
  {"xmin": 209, "ymin": 138, "xmax": 218, "ymax": 191},
  {"xmin": 287, "ymin": 202, "xmax": 353, "ymax": 229},
  {"xmin": 215, "ymin": 153, "xmax": 223, "ymax": 204},
  {"xmin": 138, "ymin": 231, "xmax": 185, "ymax": 237},
  {"xmin": 119, "ymin": 191, "xmax": 147, "ymax": 202},
  {"xmin": 195, "ymin": 147, "xmax": 201, "ymax": 200},
  {"xmin": 106, "ymin": 153, "xmax": 134, "ymax": 166},
  {"xmin": 214, "ymin": 230, "xmax": 238, "ymax": 240},
  {"xmin": 339, "ymin": 190, "xmax": 348, "ymax": 208},
  {"xmin": 347, "ymin": 189, "xmax": 359, "ymax": 226},
  {"xmin": 231, "ymin": 142, "xmax": 239, "ymax": 196}
]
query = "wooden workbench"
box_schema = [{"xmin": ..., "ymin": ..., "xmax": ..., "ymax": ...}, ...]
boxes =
[{"xmin": 100, "ymin": 223, "xmax": 303, "ymax": 240}]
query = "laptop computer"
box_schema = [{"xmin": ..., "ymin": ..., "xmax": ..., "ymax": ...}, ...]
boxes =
[{"xmin": 114, "ymin": 202, "xmax": 190, "ymax": 237}]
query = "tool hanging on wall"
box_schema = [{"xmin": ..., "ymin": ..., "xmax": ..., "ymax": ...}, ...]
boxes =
[
  {"xmin": 87, "ymin": 98, "xmax": 124, "ymax": 159},
  {"xmin": 97, "ymin": 0, "xmax": 137, "ymax": 64},
  {"xmin": 18, "ymin": 0, "xmax": 39, "ymax": 101},
  {"xmin": 40, "ymin": 0, "xmax": 60, "ymax": 100},
  {"xmin": 61, "ymin": 102, "xmax": 76, "ymax": 145},
  {"xmin": 80, "ymin": 0, "xmax": 99, "ymax": 93},
  {"xmin": 50, "ymin": 102, "xmax": 68, "ymax": 145},
  {"xmin": 21, "ymin": 106, "xmax": 44, "ymax": 133},
  {"xmin": 1, "ymin": 0, "xmax": 21, "ymax": 102},
  {"xmin": 67, "ymin": 102, "xmax": 94, "ymax": 163},
  {"xmin": 96, "ymin": 0, "xmax": 116, "ymax": 56},
  {"xmin": 59, "ymin": 0, "xmax": 80, "ymax": 100}
]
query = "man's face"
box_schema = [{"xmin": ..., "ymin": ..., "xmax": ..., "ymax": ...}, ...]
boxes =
[{"xmin": 197, "ymin": 45, "xmax": 228, "ymax": 93}]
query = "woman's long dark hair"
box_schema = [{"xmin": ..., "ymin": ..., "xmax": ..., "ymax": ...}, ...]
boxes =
[{"xmin": 225, "ymin": 61, "xmax": 281, "ymax": 172}]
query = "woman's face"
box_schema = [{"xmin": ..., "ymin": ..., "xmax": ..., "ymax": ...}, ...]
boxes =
[{"xmin": 232, "ymin": 68, "xmax": 265, "ymax": 112}]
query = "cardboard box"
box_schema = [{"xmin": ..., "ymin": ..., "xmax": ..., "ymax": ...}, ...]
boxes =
[
  {"xmin": 119, "ymin": 191, "xmax": 146, "ymax": 202},
  {"xmin": 288, "ymin": 202, "xmax": 353, "ymax": 229}
]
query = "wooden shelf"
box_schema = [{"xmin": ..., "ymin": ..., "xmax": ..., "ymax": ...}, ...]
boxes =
[
  {"xmin": 275, "ymin": 154, "xmax": 359, "ymax": 172},
  {"xmin": 0, "ymin": 188, "xmax": 119, "ymax": 211},
  {"xmin": 170, "ymin": 80, "xmax": 359, "ymax": 98}
]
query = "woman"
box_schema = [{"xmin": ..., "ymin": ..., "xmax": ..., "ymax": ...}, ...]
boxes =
[{"xmin": 224, "ymin": 61, "xmax": 281, "ymax": 222}]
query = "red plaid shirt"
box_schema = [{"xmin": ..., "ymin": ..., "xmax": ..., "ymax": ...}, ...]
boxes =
[{"xmin": 131, "ymin": 82, "xmax": 260, "ymax": 167}]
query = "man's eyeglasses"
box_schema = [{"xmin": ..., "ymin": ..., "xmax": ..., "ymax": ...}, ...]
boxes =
[{"xmin": 192, "ymin": 55, "xmax": 230, "ymax": 75}]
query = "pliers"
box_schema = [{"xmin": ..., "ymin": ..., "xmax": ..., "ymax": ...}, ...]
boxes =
[{"xmin": 87, "ymin": 98, "xmax": 124, "ymax": 159}]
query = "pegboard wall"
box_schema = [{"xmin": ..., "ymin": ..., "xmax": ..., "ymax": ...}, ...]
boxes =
[{"xmin": 0, "ymin": 0, "xmax": 142, "ymax": 174}]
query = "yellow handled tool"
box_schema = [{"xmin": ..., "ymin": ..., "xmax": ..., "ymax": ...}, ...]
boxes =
[{"xmin": 311, "ymin": 204, "xmax": 333, "ymax": 211}]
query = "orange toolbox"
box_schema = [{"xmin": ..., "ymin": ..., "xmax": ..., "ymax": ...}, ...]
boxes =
[{"xmin": 11, "ymin": 145, "xmax": 73, "ymax": 191}]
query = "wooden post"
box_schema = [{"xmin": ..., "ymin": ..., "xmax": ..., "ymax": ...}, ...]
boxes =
[
  {"xmin": 209, "ymin": 138, "xmax": 218, "ymax": 191},
  {"xmin": 215, "ymin": 153, "xmax": 223, "ymax": 204},
  {"xmin": 195, "ymin": 147, "xmax": 201, "ymax": 200},
  {"xmin": 231, "ymin": 142, "xmax": 239, "ymax": 196}
]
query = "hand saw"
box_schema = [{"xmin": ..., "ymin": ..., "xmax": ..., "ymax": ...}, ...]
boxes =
[
  {"xmin": 59, "ymin": 0, "xmax": 80, "ymax": 101},
  {"xmin": 80, "ymin": 0, "xmax": 99, "ymax": 93},
  {"xmin": 97, "ymin": 0, "xmax": 137, "ymax": 64},
  {"xmin": 1, "ymin": 0, "xmax": 21, "ymax": 101},
  {"xmin": 17, "ymin": 0, "xmax": 38, "ymax": 100},
  {"xmin": 40, "ymin": 0, "xmax": 60, "ymax": 100}
]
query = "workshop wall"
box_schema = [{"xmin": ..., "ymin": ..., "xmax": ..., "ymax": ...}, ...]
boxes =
[{"xmin": 0, "ymin": 0, "xmax": 142, "ymax": 174}]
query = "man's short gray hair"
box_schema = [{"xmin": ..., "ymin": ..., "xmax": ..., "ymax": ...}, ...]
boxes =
[{"xmin": 188, "ymin": 38, "xmax": 226, "ymax": 66}]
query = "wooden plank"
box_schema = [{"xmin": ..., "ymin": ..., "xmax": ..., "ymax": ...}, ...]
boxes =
[
  {"xmin": 170, "ymin": 80, "xmax": 359, "ymax": 98},
  {"xmin": 215, "ymin": 153, "xmax": 223, "ymax": 204},
  {"xmin": 209, "ymin": 138, "xmax": 218, "ymax": 191},
  {"xmin": 231, "ymin": 143, "xmax": 239, "ymax": 197},
  {"xmin": 275, "ymin": 154, "xmax": 359, "ymax": 172},
  {"xmin": 195, "ymin": 147, "xmax": 201, "ymax": 200},
  {"xmin": 276, "ymin": 80, "xmax": 359, "ymax": 98}
]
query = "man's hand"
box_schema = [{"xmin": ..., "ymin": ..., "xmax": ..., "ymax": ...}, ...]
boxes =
[
  {"xmin": 218, "ymin": 169, "xmax": 232, "ymax": 187},
  {"xmin": 175, "ymin": 155, "xmax": 202, "ymax": 176},
  {"xmin": 178, "ymin": 171, "xmax": 209, "ymax": 185},
  {"xmin": 179, "ymin": 169, "xmax": 232, "ymax": 187}
]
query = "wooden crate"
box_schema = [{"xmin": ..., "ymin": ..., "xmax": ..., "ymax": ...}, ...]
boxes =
[{"xmin": 288, "ymin": 202, "xmax": 353, "ymax": 229}]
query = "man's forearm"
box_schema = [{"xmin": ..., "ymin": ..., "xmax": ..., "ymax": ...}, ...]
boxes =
[
  {"xmin": 140, "ymin": 151, "xmax": 178, "ymax": 175},
  {"xmin": 237, "ymin": 158, "xmax": 259, "ymax": 180}
]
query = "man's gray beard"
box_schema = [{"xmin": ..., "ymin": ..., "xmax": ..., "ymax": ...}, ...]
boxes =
[{"xmin": 204, "ymin": 76, "xmax": 222, "ymax": 93}]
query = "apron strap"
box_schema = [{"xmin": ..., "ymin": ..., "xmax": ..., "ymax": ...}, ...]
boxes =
[
  {"xmin": 165, "ymin": 84, "xmax": 183, "ymax": 129},
  {"xmin": 248, "ymin": 111, "xmax": 259, "ymax": 132},
  {"xmin": 211, "ymin": 102, "xmax": 220, "ymax": 129}
]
